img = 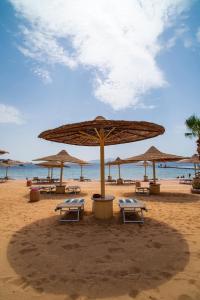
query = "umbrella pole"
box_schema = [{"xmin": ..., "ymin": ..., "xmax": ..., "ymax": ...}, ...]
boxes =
[
  {"xmin": 48, "ymin": 168, "xmax": 50, "ymax": 178},
  {"xmin": 5, "ymin": 167, "xmax": 8, "ymax": 178},
  {"xmin": 144, "ymin": 162, "xmax": 147, "ymax": 177},
  {"xmin": 194, "ymin": 163, "xmax": 197, "ymax": 177},
  {"xmin": 51, "ymin": 168, "xmax": 53, "ymax": 180},
  {"xmin": 81, "ymin": 165, "xmax": 83, "ymax": 177},
  {"xmin": 153, "ymin": 161, "xmax": 156, "ymax": 184},
  {"xmin": 100, "ymin": 129, "xmax": 105, "ymax": 198},
  {"xmin": 60, "ymin": 162, "xmax": 64, "ymax": 186},
  {"xmin": 118, "ymin": 164, "xmax": 121, "ymax": 179},
  {"xmin": 109, "ymin": 164, "xmax": 110, "ymax": 177}
]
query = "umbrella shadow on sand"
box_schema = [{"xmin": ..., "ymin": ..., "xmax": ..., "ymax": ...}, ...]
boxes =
[
  {"xmin": 7, "ymin": 216, "xmax": 189, "ymax": 299},
  {"xmin": 122, "ymin": 192, "xmax": 200, "ymax": 203}
]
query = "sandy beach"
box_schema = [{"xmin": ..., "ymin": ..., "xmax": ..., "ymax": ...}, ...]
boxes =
[{"xmin": 0, "ymin": 179, "xmax": 200, "ymax": 300}]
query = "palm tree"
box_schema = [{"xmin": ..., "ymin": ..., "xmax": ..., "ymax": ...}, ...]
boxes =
[{"xmin": 185, "ymin": 115, "xmax": 200, "ymax": 158}]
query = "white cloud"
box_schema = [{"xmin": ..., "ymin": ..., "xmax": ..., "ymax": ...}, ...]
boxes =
[
  {"xmin": 10, "ymin": 0, "xmax": 192, "ymax": 110},
  {"xmin": 32, "ymin": 67, "xmax": 52, "ymax": 84},
  {"xmin": 0, "ymin": 103, "xmax": 24, "ymax": 124}
]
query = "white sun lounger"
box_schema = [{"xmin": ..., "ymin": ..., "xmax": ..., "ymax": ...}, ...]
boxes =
[
  {"xmin": 66, "ymin": 185, "xmax": 81, "ymax": 194},
  {"xmin": 119, "ymin": 198, "xmax": 147, "ymax": 224},
  {"xmin": 55, "ymin": 198, "xmax": 84, "ymax": 222}
]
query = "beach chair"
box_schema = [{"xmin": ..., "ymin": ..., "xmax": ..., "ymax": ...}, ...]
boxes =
[
  {"xmin": 119, "ymin": 198, "xmax": 147, "ymax": 224},
  {"xmin": 55, "ymin": 198, "xmax": 85, "ymax": 222},
  {"xmin": 135, "ymin": 186, "xmax": 150, "ymax": 195},
  {"xmin": 66, "ymin": 185, "xmax": 81, "ymax": 194}
]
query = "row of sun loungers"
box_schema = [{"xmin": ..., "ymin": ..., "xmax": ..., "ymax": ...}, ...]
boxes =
[
  {"xmin": 32, "ymin": 185, "xmax": 81, "ymax": 194},
  {"xmin": 106, "ymin": 179, "xmax": 136, "ymax": 184},
  {"xmin": 32, "ymin": 177, "xmax": 60, "ymax": 184},
  {"xmin": 0, "ymin": 177, "xmax": 7, "ymax": 183},
  {"xmin": 179, "ymin": 178, "xmax": 192, "ymax": 185},
  {"xmin": 55, "ymin": 198, "xmax": 148, "ymax": 223}
]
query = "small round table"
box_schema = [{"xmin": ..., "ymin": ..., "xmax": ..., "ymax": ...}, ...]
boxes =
[{"xmin": 91, "ymin": 195, "xmax": 115, "ymax": 220}]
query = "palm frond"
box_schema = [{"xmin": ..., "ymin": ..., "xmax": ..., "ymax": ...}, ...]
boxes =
[{"xmin": 185, "ymin": 115, "xmax": 200, "ymax": 138}]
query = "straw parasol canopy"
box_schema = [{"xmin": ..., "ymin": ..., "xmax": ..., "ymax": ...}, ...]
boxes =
[
  {"xmin": 38, "ymin": 116, "xmax": 165, "ymax": 197},
  {"xmin": 35, "ymin": 161, "xmax": 70, "ymax": 168},
  {"xmin": 0, "ymin": 159, "xmax": 23, "ymax": 178},
  {"xmin": 106, "ymin": 157, "xmax": 127, "ymax": 180},
  {"xmin": 33, "ymin": 150, "xmax": 86, "ymax": 185},
  {"xmin": 125, "ymin": 146, "xmax": 185, "ymax": 183},
  {"xmin": 0, "ymin": 149, "xmax": 9, "ymax": 155}
]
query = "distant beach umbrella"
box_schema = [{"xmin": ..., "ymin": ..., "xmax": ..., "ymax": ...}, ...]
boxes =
[
  {"xmin": 38, "ymin": 116, "xmax": 165, "ymax": 197},
  {"xmin": 106, "ymin": 157, "xmax": 127, "ymax": 180},
  {"xmin": 33, "ymin": 150, "xmax": 86, "ymax": 185},
  {"xmin": 0, "ymin": 149, "xmax": 9, "ymax": 155},
  {"xmin": 0, "ymin": 159, "xmax": 23, "ymax": 178},
  {"xmin": 35, "ymin": 161, "xmax": 70, "ymax": 179},
  {"xmin": 178, "ymin": 154, "xmax": 200, "ymax": 176},
  {"xmin": 124, "ymin": 146, "xmax": 185, "ymax": 183},
  {"xmin": 79, "ymin": 162, "xmax": 91, "ymax": 180}
]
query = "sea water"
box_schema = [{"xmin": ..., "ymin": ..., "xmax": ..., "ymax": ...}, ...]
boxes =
[{"xmin": 0, "ymin": 162, "xmax": 196, "ymax": 180}]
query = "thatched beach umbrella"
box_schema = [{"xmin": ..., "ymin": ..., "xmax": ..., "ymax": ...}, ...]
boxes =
[
  {"xmin": 136, "ymin": 161, "xmax": 152, "ymax": 180},
  {"xmin": 33, "ymin": 150, "xmax": 86, "ymax": 185},
  {"xmin": 38, "ymin": 116, "xmax": 165, "ymax": 197},
  {"xmin": 106, "ymin": 157, "xmax": 126, "ymax": 182},
  {"xmin": 125, "ymin": 146, "xmax": 185, "ymax": 183},
  {"xmin": 79, "ymin": 162, "xmax": 91, "ymax": 181},
  {"xmin": 35, "ymin": 161, "xmax": 70, "ymax": 179},
  {"xmin": 178, "ymin": 154, "xmax": 200, "ymax": 176},
  {"xmin": 0, "ymin": 159, "xmax": 23, "ymax": 178},
  {"xmin": 0, "ymin": 149, "xmax": 9, "ymax": 155}
]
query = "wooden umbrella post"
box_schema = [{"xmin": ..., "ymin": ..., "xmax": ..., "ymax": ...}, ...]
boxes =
[
  {"xmin": 60, "ymin": 162, "xmax": 64, "ymax": 185},
  {"xmin": 150, "ymin": 160, "xmax": 160, "ymax": 194},
  {"xmin": 56, "ymin": 162, "xmax": 65, "ymax": 194},
  {"xmin": 48, "ymin": 167, "xmax": 50, "ymax": 178},
  {"xmin": 152, "ymin": 161, "xmax": 156, "ymax": 184},
  {"xmin": 99, "ymin": 128, "xmax": 105, "ymax": 198},
  {"xmin": 118, "ymin": 164, "xmax": 120, "ymax": 179},
  {"xmin": 51, "ymin": 168, "xmax": 53, "ymax": 180},
  {"xmin": 194, "ymin": 163, "xmax": 197, "ymax": 177},
  {"xmin": 109, "ymin": 164, "xmax": 110, "ymax": 177},
  {"xmin": 5, "ymin": 166, "xmax": 8, "ymax": 179},
  {"xmin": 144, "ymin": 161, "xmax": 148, "ymax": 182},
  {"xmin": 80, "ymin": 164, "xmax": 84, "ymax": 181}
]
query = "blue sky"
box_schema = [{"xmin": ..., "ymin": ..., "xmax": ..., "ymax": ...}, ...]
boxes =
[{"xmin": 0, "ymin": 0, "xmax": 199, "ymax": 162}]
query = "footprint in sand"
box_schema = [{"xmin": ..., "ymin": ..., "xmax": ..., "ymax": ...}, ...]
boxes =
[
  {"xmin": 152, "ymin": 242, "xmax": 162, "ymax": 249},
  {"xmin": 104, "ymin": 254, "xmax": 112, "ymax": 260},
  {"xmin": 49, "ymin": 274, "xmax": 56, "ymax": 281},
  {"xmin": 130, "ymin": 266, "xmax": 141, "ymax": 274},
  {"xmin": 66, "ymin": 293, "xmax": 80, "ymax": 300},
  {"xmin": 108, "ymin": 247, "xmax": 124, "ymax": 253},
  {"xmin": 188, "ymin": 279, "xmax": 196, "ymax": 285},
  {"xmin": 19, "ymin": 247, "xmax": 37, "ymax": 255},
  {"xmin": 178, "ymin": 295, "xmax": 194, "ymax": 300},
  {"xmin": 62, "ymin": 243, "xmax": 80, "ymax": 250},
  {"xmin": 159, "ymin": 271, "xmax": 171, "ymax": 279},
  {"xmin": 129, "ymin": 289, "xmax": 139, "ymax": 298}
]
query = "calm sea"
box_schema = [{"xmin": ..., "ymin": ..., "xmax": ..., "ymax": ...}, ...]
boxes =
[{"xmin": 0, "ymin": 162, "xmax": 196, "ymax": 180}]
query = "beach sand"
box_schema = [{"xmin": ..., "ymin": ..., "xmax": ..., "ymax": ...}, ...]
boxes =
[{"xmin": 0, "ymin": 179, "xmax": 200, "ymax": 300}]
